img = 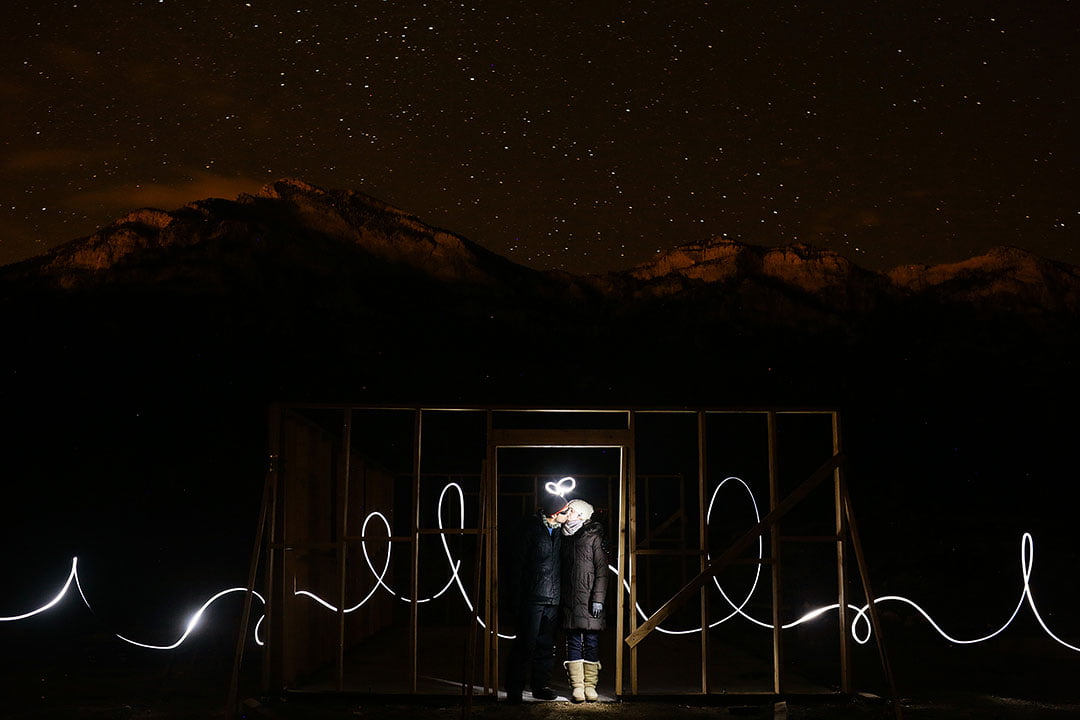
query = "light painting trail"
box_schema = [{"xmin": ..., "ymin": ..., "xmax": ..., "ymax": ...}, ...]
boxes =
[
  {"xmin": 115, "ymin": 587, "xmax": 268, "ymax": 650},
  {"xmin": 295, "ymin": 482, "xmax": 512, "ymax": 637},
  {"xmin": 0, "ymin": 557, "xmax": 86, "ymax": 621},
  {"xmin": 0, "ymin": 557, "xmax": 267, "ymax": 648},
  {"xmin": 545, "ymin": 476, "xmax": 577, "ymax": 498},
  {"xmin": 2, "ymin": 478, "xmax": 1077, "ymax": 656}
]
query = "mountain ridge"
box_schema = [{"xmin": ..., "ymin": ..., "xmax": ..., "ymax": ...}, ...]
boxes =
[
  {"xmin": 11, "ymin": 178, "xmax": 545, "ymax": 294},
  {"xmin": 6, "ymin": 177, "xmax": 1078, "ymax": 319},
  {"xmin": 2, "ymin": 178, "xmax": 1077, "ymax": 409}
]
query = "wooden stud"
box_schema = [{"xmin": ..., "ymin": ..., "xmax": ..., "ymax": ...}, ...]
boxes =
[
  {"xmin": 614, "ymin": 416, "xmax": 632, "ymax": 698},
  {"xmin": 409, "ymin": 409, "xmax": 422, "ymax": 693},
  {"xmin": 768, "ymin": 411, "xmax": 783, "ymax": 694},
  {"xmin": 336, "ymin": 408, "xmax": 351, "ymax": 691},
  {"xmin": 261, "ymin": 405, "xmax": 281, "ymax": 694},
  {"xmin": 843, "ymin": 488, "xmax": 904, "ymax": 720},
  {"xmin": 697, "ymin": 411, "xmax": 710, "ymax": 694},
  {"xmin": 462, "ymin": 458, "xmax": 488, "ymax": 716},
  {"xmin": 628, "ymin": 411, "xmax": 639, "ymax": 694},
  {"xmin": 485, "ymin": 411, "xmax": 496, "ymax": 695},
  {"xmin": 833, "ymin": 412, "xmax": 851, "ymax": 695},
  {"xmin": 225, "ymin": 423, "xmax": 277, "ymax": 719}
]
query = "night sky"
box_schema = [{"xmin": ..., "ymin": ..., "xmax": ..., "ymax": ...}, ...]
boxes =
[{"xmin": 3, "ymin": 1, "xmax": 1076, "ymax": 273}]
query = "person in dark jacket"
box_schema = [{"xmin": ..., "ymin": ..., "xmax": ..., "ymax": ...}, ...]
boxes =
[
  {"xmin": 560, "ymin": 498, "xmax": 609, "ymax": 702},
  {"xmin": 504, "ymin": 492, "xmax": 570, "ymax": 703}
]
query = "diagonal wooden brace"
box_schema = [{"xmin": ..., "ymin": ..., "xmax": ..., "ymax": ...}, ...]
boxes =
[{"xmin": 625, "ymin": 452, "xmax": 845, "ymax": 648}]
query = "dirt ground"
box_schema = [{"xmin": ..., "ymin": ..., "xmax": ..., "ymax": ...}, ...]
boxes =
[
  {"xmin": 5, "ymin": 616, "xmax": 1080, "ymax": 719},
  {"xmin": 6, "ymin": 656, "xmax": 1080, "ymax": 720},
  {"xmin": 236, "ymin": 693, "xmax": 1080, "ymax": 720},
  {"xmin": 10, "ymin": 691, "xmax": 1080, "ymax": 720}
]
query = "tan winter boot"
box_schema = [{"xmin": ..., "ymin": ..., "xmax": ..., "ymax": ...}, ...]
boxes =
[
  {"xmin": 564, "ymin": 660, "xmax": 585, "ymax": 703},
  {"xmin": 582, "ymin": 661, "xmax": 601, "ymax": 702}
]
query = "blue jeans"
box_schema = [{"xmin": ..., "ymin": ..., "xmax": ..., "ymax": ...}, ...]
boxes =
[{"xmin": 565, "ymin": 629, "xmax": 600, "ymax": 662}]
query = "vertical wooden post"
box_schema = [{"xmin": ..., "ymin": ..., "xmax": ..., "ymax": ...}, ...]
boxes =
[
  {"xmin": 767, "ymin": 411, "xmax": 783, "ymax": 694},
  {"xmin": 697, "ymin": 411, "xmax": 710, "ymax": 694},
  {"xmin": 409, "ymin": 409, "xmax": 422, "ymax": 693},
  {"xmin": 833, "ymin": 412, "xmax": 851, "ymax": 694},
  {"xmin": 484, "ymin": 411, "xmax": 497, "ymax": 695},
  {"xmin": 264, "ymin": 407, "xmax": 283, "ymax": 693},
  {"xmin": 643, "ymin": 475, "xmax": 651, "ymax": 613},
  {"xmin": 615, "ymin": 412, "xmax": 632, "ymax": 698},
  {"xmin": 336, "ymin": 408, "xmax": 352, "ymax": 691},
  {"xmin": 628, "ymin": 411, "xmax": 639, "ymax": 695},
  {"xmin": 225, "ymin": 416, "xmax": 277, "ymax": 718},
  {"xmin": 463, "ymin": 458, "xmax": 489, "ymax": 717},
  {"xmin": 844, "ymin": 488, "xmax": 904, "ymax": 720}
]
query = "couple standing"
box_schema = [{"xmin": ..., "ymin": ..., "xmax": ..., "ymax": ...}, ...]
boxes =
[{"xmin": 505, "ymin": 491, "xmax": 609, "ymax": 704}]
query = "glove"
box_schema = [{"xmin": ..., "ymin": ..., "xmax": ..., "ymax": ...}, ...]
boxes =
[{"xmin": 590, "ymin": 601, "xmax": 603, "ymax": 618}]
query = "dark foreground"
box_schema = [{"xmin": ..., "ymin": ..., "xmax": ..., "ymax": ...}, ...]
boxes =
[
  {"xmin": 8, "ymin": 690, "xmax": 1080, "ymax": 720},
  {"xmin": 3, "ymin": 638, "xmax": 1079, "ymax": 720},
  {"xmin": 5, "ymin": 597, "xmax": 1080, "ymax": 720}
]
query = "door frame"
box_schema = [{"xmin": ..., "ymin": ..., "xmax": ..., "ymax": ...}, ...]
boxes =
[{"xmin": 485, "ymin": 416, "xmax": 633, "ymax": 698}]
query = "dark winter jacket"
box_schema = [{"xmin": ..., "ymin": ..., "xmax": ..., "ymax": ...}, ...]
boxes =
[
  {"xmin": 509, "ymin": 511, "xmax": 562, "ymax": 607},
  {"xmin": 560, "ymin": 520, "xmax": 609, "ymax": 630}
]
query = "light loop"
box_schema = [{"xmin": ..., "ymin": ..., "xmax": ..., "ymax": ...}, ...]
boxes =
[{"xmin": 544, "ymin": 476, "xmax": 576, "ymax": 497}]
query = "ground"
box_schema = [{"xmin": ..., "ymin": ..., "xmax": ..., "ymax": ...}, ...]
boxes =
[
  {"xmin": 6, "ymin": 654, "xmax": 1080, "ymax": 720},
  {"xmin": 5, "ymin": 603, "xmax": 1080, "ymax": 719}
]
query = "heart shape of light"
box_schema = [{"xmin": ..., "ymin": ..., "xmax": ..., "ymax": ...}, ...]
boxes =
[{"xmin": 544, "ymin": 475, "xmax": 576, "ymax": 498}]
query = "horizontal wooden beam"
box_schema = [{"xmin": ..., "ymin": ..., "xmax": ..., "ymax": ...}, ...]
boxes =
[{"xmin": 489, "ymin": 428, "xmax": 632, "ymax": 447}]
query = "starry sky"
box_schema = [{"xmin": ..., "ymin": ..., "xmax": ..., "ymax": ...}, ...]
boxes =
[{"xmin": 2, "ymin": 1, "xmax": 1076, "ymax": 273}]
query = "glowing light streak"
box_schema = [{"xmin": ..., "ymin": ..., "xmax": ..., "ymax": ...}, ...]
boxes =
[
  {"xmin": 116, "ymin": 587, "xmax": 266, "ymax": 650},
  {"xmin": 0, "ymin": 557, "xmax": 82, "ymax": 621},
  {"xmin": 358, "ymin": 510, "xmax": 395, "ymax": 600},
  {"xmin": 292, "ymin": 482, "xmax": 517, "ymax": 639},
  {"xmin": 615, "ymin": 476, "xmax": 769, "ymax": 635},
  {"xmin": 844, "ymin": 533, "xmax": 1080, "ymax": 652},
  {"xmin": 1, "ymin": 556, "xmax": 266, "ymax": 651},
  {"xmin": 6, "ymin": 482, "xmax": 1079, "ymax": 656},
  {"xmin": 545, "ymin": 476, "xmax": 576, "ymax": 497},
  {"xmin": 705, "ymin": 476, "xmax": 768, "ymax": 628},
  {"xmin": 610, "ymin": 480, "xmax": 1080, "ymax": 652}
]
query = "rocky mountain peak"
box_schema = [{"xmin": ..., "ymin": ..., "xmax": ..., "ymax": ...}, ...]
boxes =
[
  {"xmin": 885, "ymin": 245, "xmax": 1080, "ymax": 313},
  {"xmin": 5, "ymin": 179, "xmax": 1079, "ymax": 322},
  {"xmin": 631, "ymin": 235, "xmax": 873, "ymax": 294},
  {"xmin": 256, "ymin": 177, "xmax": 326, "ymax": 198},
  {"xmin": 235, "ymin": 177, "xmax": 530, "ymax": 286},
  {"xmin": 13, "ymin": 178, "xmax": 543, "ymax": 291},
  {"xmin": 251, "ymin": 177, "xmax": 408, "ymax": 217},
  {"xmin": 631, "ymin": 237, "xmax": 745, "ymax": 276},
  {"xmin": 113, "ymin": 208, "xmax": 176, "ymax": 230}
]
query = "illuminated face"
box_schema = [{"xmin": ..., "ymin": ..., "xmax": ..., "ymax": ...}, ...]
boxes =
[
  {"xmin": 552, "ymin": 507, "xmax": 570, "ymax": 523},
  {"xmin": 563, "ymin": 505, "xmax": 579, "ymax": 523}
]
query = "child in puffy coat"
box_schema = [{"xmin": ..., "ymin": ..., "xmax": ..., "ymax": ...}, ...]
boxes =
[{"xmin": 560, "ymin": 498, "xmax": 609, "ymax": 702}]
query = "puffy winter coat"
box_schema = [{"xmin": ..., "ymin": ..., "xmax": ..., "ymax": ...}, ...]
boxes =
[
  {"xmin": 509, "ymin": 511, "xmax": 562, "ymax": 607},
  {"xmin": 560, "ymin": 521, "xmax": 609, "ymax": 630}
]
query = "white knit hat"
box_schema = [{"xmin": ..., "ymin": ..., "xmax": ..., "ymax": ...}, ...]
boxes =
[{"xmin": 567, "ymin": 498, "xmax": 594, "ymax": 521}]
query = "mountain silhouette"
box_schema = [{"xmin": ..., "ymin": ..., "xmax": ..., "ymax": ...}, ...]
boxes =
[{"xmin": 2, "ymin": 177, "xmax": 1077, "ymax": 409}]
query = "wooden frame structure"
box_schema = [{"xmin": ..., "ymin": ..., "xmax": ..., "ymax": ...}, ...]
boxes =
[{"xmin": 229, "ymin": 404, "xmax": 899, "ymax": 714}]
